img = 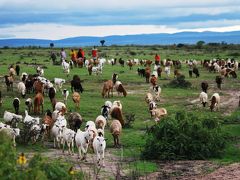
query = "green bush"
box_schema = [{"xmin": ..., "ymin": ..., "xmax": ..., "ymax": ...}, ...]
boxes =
[
  {"xmin": 141, "ymin": 111, "xmax": 227, "ymax": 160},
  {"xmin": 0, "ymin": 132, "xmax": 84, "ymax": 179},
  {"xmin": 167, "ymin": 75, "xmax": 191, "ymax": 88}
]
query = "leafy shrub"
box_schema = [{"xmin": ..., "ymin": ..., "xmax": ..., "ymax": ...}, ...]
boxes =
[
  {"xmin": 0, "ymin": 132, "xmax": 84, "ymax": 179},
  {"xmin": 0, "ymin": 132, "xmax": 17, "ymax": 179},
  {"xmin": 141, "ymin": 111, "xmax": 227, "ymax": 160},
  {"xmin": 167, "ymin": 75, "xmax": 191, "ymax": 88},
  {"xmin": 128, "ymin": 51, "xmax": 137, "ymax": 56}
]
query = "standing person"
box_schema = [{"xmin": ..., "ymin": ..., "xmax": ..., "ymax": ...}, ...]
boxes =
[
  {"xmin": 155, "ymin": 54, "xmax": 160, "ymax": 65},
  {"xmin": 60, "ymin": 48, "xmax": 67, "ymax": 61},
  {"xmin": 70, "ymin": 49, "xmax": 77, "ymax": 66},
  {"xmin": 92, "ymin": 46, "xmax": 98, "ymax": 62},
  {"xmin": 77, "ymin": 48, "xmax": 85, "ymax": 59}
]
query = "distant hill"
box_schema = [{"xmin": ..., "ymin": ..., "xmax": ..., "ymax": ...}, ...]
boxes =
[{"xmin": 0, "ymin": 31, "xmax": 240, "ymax": 47}]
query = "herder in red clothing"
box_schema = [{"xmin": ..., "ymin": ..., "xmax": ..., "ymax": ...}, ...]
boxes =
[
  {"xmin": 77, "ymin": 48, "xmax": 85, "ymax": 59},
  {"xmin": 155, "ymin": 54, "xmax": 160, "ymax": 65},
  {"xmin": 92, "ymin": 46, "xmax": 98, "ymax": 62}
]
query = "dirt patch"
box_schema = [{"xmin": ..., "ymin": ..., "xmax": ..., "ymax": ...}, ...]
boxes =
[
  {"xmin": 29, "ymin": 147, "xmax": 126, "ymax": 179},
  {"xmin": 198, "ymin": 163, "xmax": 240, "ymax": 180},
  {"xmin": 188, "ymin": 89, "xmax": 240, "ymax": 115},
  {"xmin": 139, "ymin": 160, "xmax": 221, "ymax": 180}
]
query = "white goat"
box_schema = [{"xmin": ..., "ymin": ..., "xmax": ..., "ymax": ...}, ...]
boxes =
[
  {"xmin": 62, "ymin": 60, "xmax": 70, "ymax": 76},
  {"xmin": 25, "ymin": 98, "xmax": 33, "ymax": 113},
  {"xmin": 149, "ymin": 85, "xmax": 161, "ymax": 101},
  {"xmin": 145, "ymin": 93, "xmax": 153, "ymax": 103},
  {"xmin": 51, "ymin": 120, "xmax": 66, "ymax": 148},
  {"xmin": 17, "ymin": 82, "xmax": 26, "ymax": 98},
  {"xmin": 62, "ymin": 128, "xmax": 76, "ymax": 155},
  {"xmin": 151, "ymin": 108, "xmax": 167, "ymax": 122},
  {"xmin": 55, "ymin": 102, "xmax": 67, "ymax": 112},
  {"xmin": 199, "ymin": 92, "xmax": 208, "ymax": 107},
  {"xmin": 62, "ymin": 89, "xmax": 69, "ymax": 105},
  {"xmin": 23, "ymin": 110, "xmax": 40, "ymax": 125},
  {"xmin": 93, "ymin": 135, "xmax": 106, "ymax": 167},
  {"xmin": 3, "ymin": 111, "xmax": 23, "ymax": 126},
  {"xmin": 54, "ymin": 78, "xmax": 66, "ymax": 91},
  {"xmin": 75, "ymin": 129, "xmax": 94, "ymax": 160}
]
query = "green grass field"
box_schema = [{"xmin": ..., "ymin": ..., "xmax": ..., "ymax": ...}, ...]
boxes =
[{"xmin": 0, "ymin": 45, "xmax": 240, "ymax": 177}]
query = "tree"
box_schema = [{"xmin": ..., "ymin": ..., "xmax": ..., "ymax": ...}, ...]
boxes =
[
  {"xmin": 100, "ymin": 40, "xmax": 105, "ymax": 46},
  {"xmin": 196, "ymin": 41, "xmax": 205, "ymax": 48},
  {"xmin": 50, "ymin": 43, "xmax": 54, "ymax": 48}
]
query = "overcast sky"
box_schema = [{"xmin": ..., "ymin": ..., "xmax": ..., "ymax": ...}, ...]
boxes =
[{"xmin": 0, "ymin": 0, "xmax": 240, "ymax": 39}]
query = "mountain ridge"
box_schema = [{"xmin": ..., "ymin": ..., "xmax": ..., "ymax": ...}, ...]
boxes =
[{"xmin": 0, "ymin": 31, "xmax": 240, "ymax": 47}]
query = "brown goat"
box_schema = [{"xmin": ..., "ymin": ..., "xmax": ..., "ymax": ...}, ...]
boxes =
[
  {"xmin": 34, "ymin": 92, "xmax": 44, "ymax": 114},
  {"xmin": 72, "ymin": 92, "xmax": 81, "ymax": 109},
  {"xmin": 102, "ymin": 80, "xmax": 113, "ymax": 98}
]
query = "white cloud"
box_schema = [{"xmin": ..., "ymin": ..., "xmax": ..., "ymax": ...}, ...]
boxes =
[
  {"xmin": 174, "ymin": 19, "xmax": 240, "ymax": 29},
  {"xmin": 1, "ymin": 23, "xmax": 240, "ymax": 40},
  {"xmin": 1, "ymin": 0, "xmax": 240, "ymax": 11}
]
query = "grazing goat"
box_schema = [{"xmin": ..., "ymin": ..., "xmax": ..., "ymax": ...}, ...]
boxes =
[
  {"xmin": 72, "ymin": 92, "xmax": 80, "ymax": 109},
  {"xmin": 17, "ymin": 82, "xmax": 26, "ymax": 98},
  {"xmin": 145, "ymin": 93, "xmax": 153, "ymax": 103},
  {"xmin": 3, "ymin": 111, "xmax": 23, "ymax": 127},
  {"xmin": 71, "ymin": 75, "xmax": 83, "ymax": 93},
  {"xmin": 150, "ymin": 75, "xmax": 157, "ymax": 86},
  {"xmin": 102, "ymin": 80, "xmax": 113, "ymax": 98},
  {"xmin": 68, "ymin": 112, "xmax": 83, "ymax": 132},
  {"xmin": 137, "ymin": 68, "xmax": 145, "ymax": 77},
  {"xmin": 210, "ymin": 93, "xmax": 220, "ymax": 112},
  {"xmin": 193, "ymin": 67, "xmax": 200, "ymax": 78},
  {"xmin": 164, "ymin": 66, "xmax": 171, "ymax": 77},
  {"xmin": 149, "ymin": 85, "xmax": 161, "ymax": 101},
  {"xmin": 62, "ymin": 128, "xmax": 76, "ymax": 155},
  {"xmin": 95, "ymin": 115, "xmax": 107, "ymax": 130},
  {"xmin": 110, "ymin": 120, "xmax": 122, "ymax": 148},
  {"xmin": 148, "ymin": 101, "xmax": 157, "ymax": 117},
  {"xmin": 24, "ymin": 110, "xmax": 40, "ymax": 125},
  {"xmin": 62, "ymin": 89, "xmax": 69, "ymax": 104},
  {"xmin": 4, "ymin": 75, "xmax": 13, "ymax": 91},
  {"xmin": 62, "ymin": 60, "xmax": 70, "ymax": 76},
  {"xmin": 110, "ymin": 107, "xmax": 124, "ymax": 126},
  {"xmin": 51, "ymin": 120, "xmax": 66, "ymax": 148},
  {"xmin": 29, "ymin": 124, "xmax": 47, "ymax": 143},
  {"xmin": 101, "ymin": 105, "xmax": 111, "ymax": 121},
  {"xmin": 215, "ymin": 76, "xmax": 223, "ymax": 89},
  {"xmin": 93, "ymin": 135, "xmax": 106, "ymax": 167},
  {"xmin": 201, "ymin": 81, "xmax": 208, "ymax": 93},
  {"xmin": 13, "ymin": 98, "xmax": 20, "ymax": 114},
  {"xmin": 114, "ymin": 81, "xmax": 127, "ymax": 97},
  {"xmin": 54, "ymin": 78, "xmax": 65, "ymax": 91},
  {"xmin": 48, "ymin": 87, "xmax": 56, "ymax": 101},
  {"xmin": 42, "ymin": 110, "xmax": 54, "ymax": 139},
  {"xmin": 75, "ymin": 129, "xmax": 94, "ymax": 160},
  {"xmin": 55, "ymin": 102, "xmax": 67, "ymax": 114},
  {"xmin": 150, "ymin": 108, "xmax": 167, "ymax": 122},
  {"xmin": 34, "ymin": 93, "xmax": 44, "ymax": 114},
  {"xmin": 145, "ymin": 67, "xmax": 151, "ymax": 83},
  {"xmin": 199, "ymin": 92, "xmax": 208, "ymax": 107},
  {"xmin": 15, "ymin": 65, "xmax": 20, "ymax": 76},
  {"xmin": 33, "ymin": 80, "xmax": 44, "ymax": 94}
]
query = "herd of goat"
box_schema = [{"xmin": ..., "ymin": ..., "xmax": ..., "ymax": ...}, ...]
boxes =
[{"xmin": 0, "ymin": 55, "xmax": 239, "ymax": 167}]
